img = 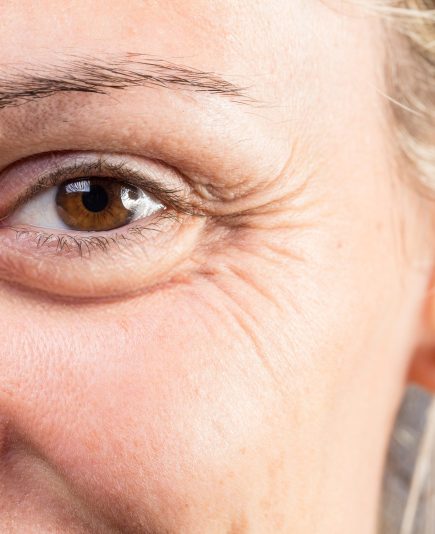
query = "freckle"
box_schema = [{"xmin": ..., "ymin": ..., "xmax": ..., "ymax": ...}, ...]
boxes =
[
  {"xmin": 117, "ymin": 320, "xmax": 130, "ymax": 333},
  {"xmin": 229, "ymin": 513, "xmax": 249, "ymax": 533},
  {"xmin": 125, "ymin": 26, "xmax": 137, "ymax": 38},
  {"xmin": 260, "ymin": 497, "xmax": 272, "ymax": 511},
  {"xmin": 84, "ymin": 431, "xmax": 101, "ymax": 453},
  {"xmin": 239, "ymin": 447, "xmax": 247, "ymax": 455}
]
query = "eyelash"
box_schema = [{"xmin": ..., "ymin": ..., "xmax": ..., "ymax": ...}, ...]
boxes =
[
  {"xmin": 0, "ymin": 154, "xmax": 201, "ymax": 257},
  {"xmin": 9, "ymin": 212, "xmax": 181, "ymax": 257},
  {"xmin": 10, "ymin": 156, "xmax": 196, "ymax": 216}
]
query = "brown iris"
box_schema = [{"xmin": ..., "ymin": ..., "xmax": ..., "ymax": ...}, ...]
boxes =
[{"xmin": 56, "ymin": 178, "xmax": 141, "ymax": 231}]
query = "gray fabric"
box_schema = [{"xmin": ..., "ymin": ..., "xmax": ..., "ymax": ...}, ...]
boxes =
[{"xmin": 380, "ymin": 386, "xmax": 433, "ymax": 533}]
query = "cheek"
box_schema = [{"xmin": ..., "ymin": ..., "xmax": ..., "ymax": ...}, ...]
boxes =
[
  {"xmin": 0, "ymin": 176, "xmax": 417, "ymax": 533},
  {"xmin": 0, "ymin": 283, "xmax": 291, "ymax": 531}
]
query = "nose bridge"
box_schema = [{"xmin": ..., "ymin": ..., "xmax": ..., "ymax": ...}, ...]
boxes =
[
  {"xmin": 0, "ymin": 314, "xmax": 73, "ymax": 467},
  {"xmin": 0, "ymin": 365, "xmax": 45, "ymax": 465},
  {"xmin": 0, "ymin": 358, "xmax": 31, "ymax": 436}
]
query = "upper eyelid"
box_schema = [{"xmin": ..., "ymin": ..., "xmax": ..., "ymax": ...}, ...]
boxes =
[{"xmin": 3, "ymin": 155, "xmax": 207, "ymax": 220}]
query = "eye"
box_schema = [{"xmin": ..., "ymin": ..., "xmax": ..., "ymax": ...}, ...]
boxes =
[
  {"xmin": 8, "ymin": 177, "xmax": 165, "ymax": 232},
  {"xmin": 0, "ymin": 152, "xmax": 207, "ymax": 299}
]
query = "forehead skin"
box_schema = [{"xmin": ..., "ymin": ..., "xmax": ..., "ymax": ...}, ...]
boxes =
[{"xmin": 0, "ymin": 1, "xmax": 429, "ymax": 534}]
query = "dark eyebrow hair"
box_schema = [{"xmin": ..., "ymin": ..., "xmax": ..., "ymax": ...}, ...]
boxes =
[{"xmin": 0, "ymin": 53, "xmax": 252, "ymax": 109}]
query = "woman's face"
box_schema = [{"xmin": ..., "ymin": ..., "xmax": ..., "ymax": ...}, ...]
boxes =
[{"xmin": 0, "ymin": 2, "xmax": 431, "ymax": 532}]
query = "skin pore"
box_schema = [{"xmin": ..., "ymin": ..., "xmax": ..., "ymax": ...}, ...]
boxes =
[{"xmin": 0, "ymin": 1, "xmax": 434, "ymax": 533}]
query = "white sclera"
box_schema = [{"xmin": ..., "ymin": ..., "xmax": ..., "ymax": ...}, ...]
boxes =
[{"xmin": 120, "ymin": 186, "xmax": 164, "ymax": 218}]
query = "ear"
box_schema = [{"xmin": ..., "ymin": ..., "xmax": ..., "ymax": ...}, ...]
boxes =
[
  {"xmin": 408, "ymin": 281, "xmax": 435, "ymax": 392},
  {"xmin": 408, "ymin": 346, "xmax": 435, "ymax": 392}
]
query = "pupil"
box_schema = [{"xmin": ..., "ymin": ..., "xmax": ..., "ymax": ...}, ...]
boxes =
[
  {"xmin": 128, "ymin": 189, "xmax": 139, "ymax": 201},
  {"xmin": 81, "ymin": 184, "xmax": 109, "ymax": 213}
]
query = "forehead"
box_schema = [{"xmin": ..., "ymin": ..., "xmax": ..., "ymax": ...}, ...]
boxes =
[{"xmin": 0, "ymin": 1, "xmax": 379, "ymax": 103}]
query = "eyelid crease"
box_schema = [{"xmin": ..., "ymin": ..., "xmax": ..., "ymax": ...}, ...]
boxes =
[{"xmin": 1, "ymin": 155, "xmax": 207, "ymax": 222}]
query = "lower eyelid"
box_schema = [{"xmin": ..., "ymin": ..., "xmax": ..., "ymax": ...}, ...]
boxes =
[
  {"xmin": 2, "ymin": 210, "xmax": 179, "ymax": 257},
  {"xmin": 0, "ymin": 213, "xmax": 205, "ymax": 299}
]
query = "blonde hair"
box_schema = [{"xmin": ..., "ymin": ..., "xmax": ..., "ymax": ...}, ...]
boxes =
[
  {"xmin": 374, "ymin": 4, "xmax": 435, "ymax": 533},
  {"xmin": 381, "ymin": 1, "xmax": 435, "ymax": 193}
]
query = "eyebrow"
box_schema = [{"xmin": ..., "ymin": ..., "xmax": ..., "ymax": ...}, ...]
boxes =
[{"xmin": 0, "ymin": 53, "xmax": 251, "ymax": 109}]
